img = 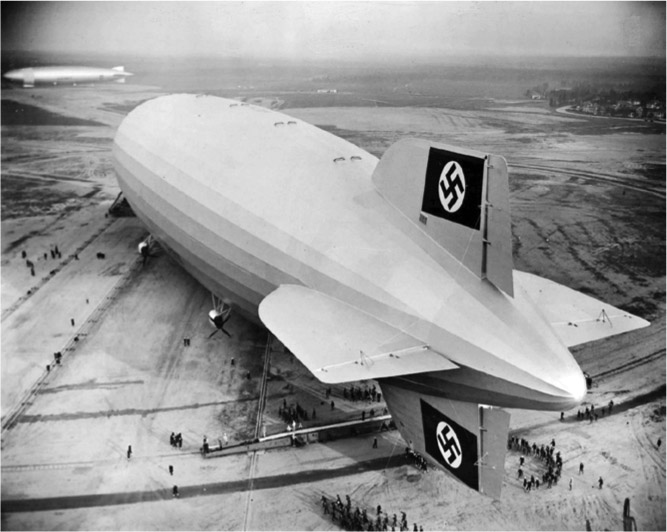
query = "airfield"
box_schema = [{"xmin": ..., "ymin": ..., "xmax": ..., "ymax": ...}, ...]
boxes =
[{"xmin": 1, "ymin": 83, "xmax": 665, "ymax": 531}]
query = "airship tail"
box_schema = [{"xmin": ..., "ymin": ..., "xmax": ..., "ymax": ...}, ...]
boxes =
[
  {"xmin": 372, "ymin": 139, "xmax": 514, "ymax": 297},
  {"xmin": 380, "ymin": 380, "xmax": 510, "ymax": 499}
]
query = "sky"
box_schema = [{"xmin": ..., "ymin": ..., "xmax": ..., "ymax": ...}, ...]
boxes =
[{"xmin": 2, "ymin": 1, "xmax": 665, "ymax": 61}]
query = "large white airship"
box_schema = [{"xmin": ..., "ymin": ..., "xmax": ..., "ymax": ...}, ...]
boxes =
[
  {"xmin": 3, "ymin": 65, "xmax": 132, "ymax": 88},
  {"xmin": 112, "ymin": 94, "xmax": 649, "ymax": 497}
]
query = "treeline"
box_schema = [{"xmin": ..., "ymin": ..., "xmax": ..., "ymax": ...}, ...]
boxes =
[{"xmin": 547, "ymin": 82, "xmax": 665, "ymax": 108}]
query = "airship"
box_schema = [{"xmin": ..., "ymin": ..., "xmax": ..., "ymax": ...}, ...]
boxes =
[
  {"xmin": 112, "ymin": 94, "xmax": 649, "ymax": 498},
  {"xmin": 3, "ymin": 65, "xmax": 133, "ymax": 88}
]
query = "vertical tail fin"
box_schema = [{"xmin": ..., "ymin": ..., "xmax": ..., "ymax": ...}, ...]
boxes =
[{"xmin": 372, "ymin": 139, "xmax": 514, "ymax": 296}]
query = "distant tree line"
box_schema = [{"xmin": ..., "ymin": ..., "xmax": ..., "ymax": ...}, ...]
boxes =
[{"xmin": 546, "ymin": 82, "xmax": 665, "ymax": 109}]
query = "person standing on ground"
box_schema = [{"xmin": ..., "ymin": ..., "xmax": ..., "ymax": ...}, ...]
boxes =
[{"xmin": 127, "ymin": 445, "xmax": 132, "ymax": 460}]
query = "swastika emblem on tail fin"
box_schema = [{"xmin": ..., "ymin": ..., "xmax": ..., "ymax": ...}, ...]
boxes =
[
  {"xmin": 436, "ymin": 421, "xmax": 463, "ymax": 468},
  {"xmin": 438, "ymin": 161, "xmax": 466, "ymax": 213},
  {"xmin": 421, "ymin": 147, "xmax": 484, "ymax": 230},
  {"xmin": 421, "ymin": 399, "xmax": 479, "ymax": 491}
]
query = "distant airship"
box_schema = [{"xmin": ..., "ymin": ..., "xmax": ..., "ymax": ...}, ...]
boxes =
[
  {"xmin": 3, "ymin": 65, "xmax": 133, "ymax": 88},
  {"xmin": 112, "ymin": 95, "xmax": 649, "ymax": 498}
]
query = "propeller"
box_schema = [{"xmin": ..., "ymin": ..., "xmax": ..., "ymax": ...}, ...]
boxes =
[
  {"xmin": 138, "ymin": 242, "xmax": 149, "ymax": 265},
  {"xmin": 138, "ymin": 236, "xmax": 156, "ymax": 266},
  {"xmin": 208, "ymin": 300, "xmax": 232, "ymax": 338}
]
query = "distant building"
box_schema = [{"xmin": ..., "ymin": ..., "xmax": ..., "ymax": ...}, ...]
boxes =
[
  {"xmin": 316, "ymin": 89, "xmax": 337, "ymax": 94},
  {"xmin": 581, "ymin": 102, "xmax": 601, "ymax": 115}
]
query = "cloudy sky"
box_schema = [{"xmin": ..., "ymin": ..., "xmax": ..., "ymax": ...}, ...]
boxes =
[{"xmin": 2, "ymin": 1, "xmax": 665, "ymax": 61}]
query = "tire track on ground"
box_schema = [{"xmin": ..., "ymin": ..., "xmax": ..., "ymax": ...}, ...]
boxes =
[
  {"xmin": 593, "ymin": 349, "xmax": 665, "ymax": 381},
  {"xmin": 511, "ymin": 163, "xmax": 665, "ymax": 199},
  {"xmin": 2, "ymin": 454, "xmax": 410, "ymax": 513}
]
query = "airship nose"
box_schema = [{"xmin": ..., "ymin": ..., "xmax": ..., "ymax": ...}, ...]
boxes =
[
  {"xmin": 525, "ymin": 342, "xmax": 588, "ymax": 410},
  {"xmin": 561, "ymin": 366, "xmax": 587, "ymax": 406},
  {"xmin": 3, "ymin": 69, "xmax": 24, "ymax": 82}
]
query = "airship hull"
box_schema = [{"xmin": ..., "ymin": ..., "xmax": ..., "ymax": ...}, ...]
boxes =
[
  {"xmin": 112, "ymin": 94, "xmax": 593, "ymax": 412},
  {"xmin": 113, "ymin": 93, "xmax": 651, "ymax": 496},
  {"xmin": 112, "ymin": 156, "xmax": 269, "ymax": 318},
  {"xmin": 3, "ymin": 66, "xmax": 132, "ymax": 87}
]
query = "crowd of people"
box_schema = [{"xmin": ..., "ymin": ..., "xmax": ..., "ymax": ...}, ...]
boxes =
[
  {"xmin": 508, "ymin": 436, "xmax": 566, "ymax": 491},
  {"xmin": 405, "ymin": 448, "xmax": 428, "ymax": 472},
  {"xmin": 341, "ymin": 384, "xmax": 383, "ymax": 403},
  {"xmin": 321, "ymin": 494, "xmax": 424, "ymax": 531},
  {"xmin": 575, "ymin": 400, "xmax": 614, "ymax": 423},
  {"xmin": 278, "ymin": 398, "xmax": 312, "ymax": 426},
  {"xmin": 22, "ymin": 245, "xmax": 62, "ymax": 277}
]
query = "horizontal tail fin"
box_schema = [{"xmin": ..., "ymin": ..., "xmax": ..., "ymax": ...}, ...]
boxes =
[
  {"xmin": 259, "ymin": 285, "xmax": 458, "ymax": 383},
  {"xmin": 111, "ymin": 66, "xmax": 125, "ymax": 72},
  {"xmin": 515, "ymin": 271, "xmax": 650, "ymax": 347}
]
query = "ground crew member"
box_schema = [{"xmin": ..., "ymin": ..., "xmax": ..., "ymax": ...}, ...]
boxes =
[
  {"xmin": 598, "ymin": 476, "xmax": 603, "ymax": 489},
  {"xmin": 169, "ymin": 465, "xmax": 174, "ymax": 475},
  {"xmin": 127, "ymin": 445, "xmax": 132, "ymax": 460},
  {"xmin": 172, "ymin": 485, "xmax": 179, "ymax": 497}
]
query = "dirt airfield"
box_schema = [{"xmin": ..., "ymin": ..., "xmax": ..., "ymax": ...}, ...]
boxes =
[{"xmin": 1, "ymin": 84, "xmax": 664, "ymax": 531}]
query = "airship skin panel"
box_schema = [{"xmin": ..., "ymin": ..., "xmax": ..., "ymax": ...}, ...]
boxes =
[
  {"xmin": 113, "ymin": 94, "xmax": 587, "ymax": 409},
  {"xmin": 113, "ymin": 144, "xmax": 416, "ymax": 330}
]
